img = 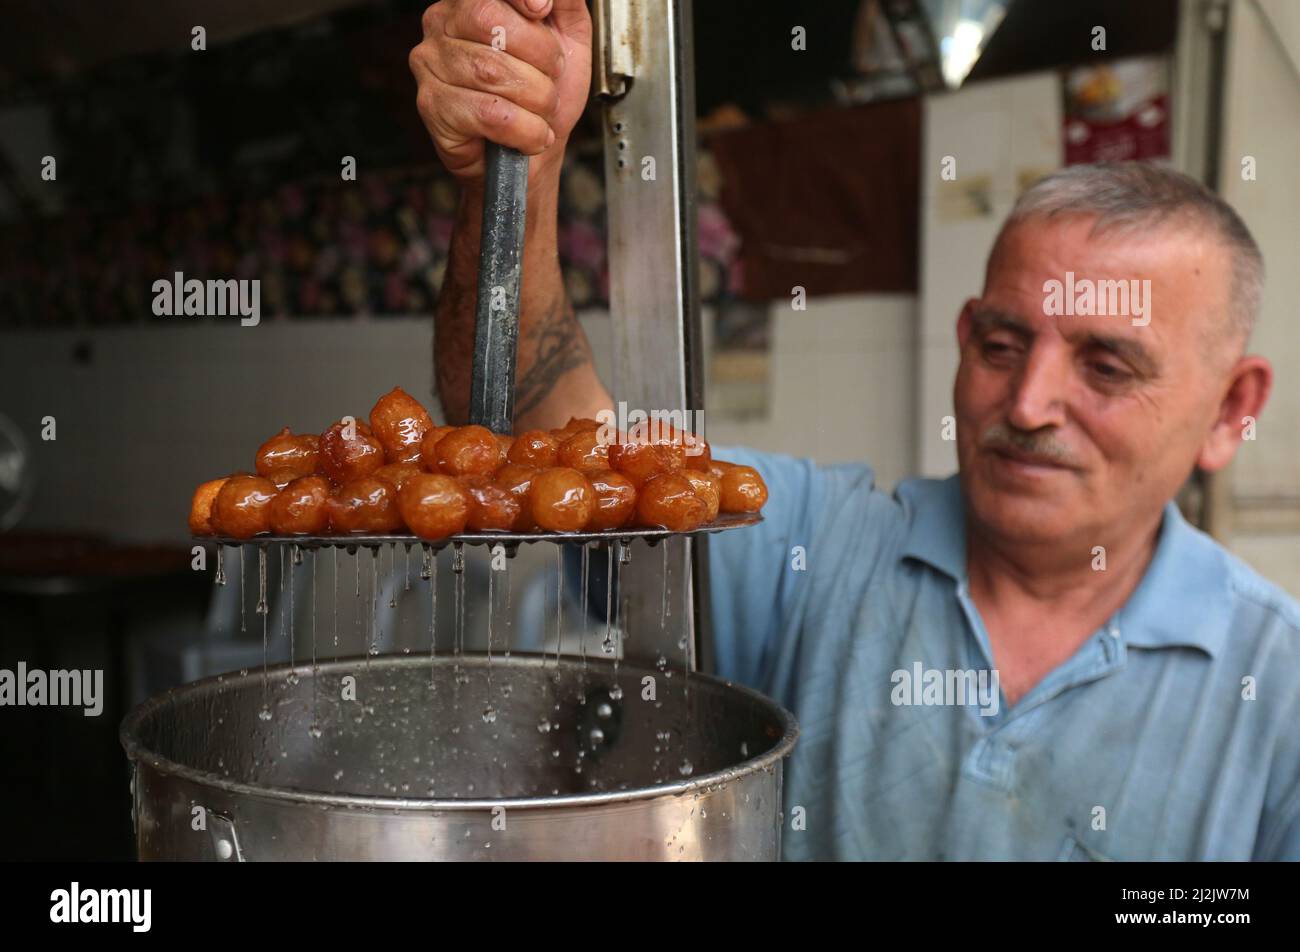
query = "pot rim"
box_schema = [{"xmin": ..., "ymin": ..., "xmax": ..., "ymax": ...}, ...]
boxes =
[{"xmin": 120, "ymin": 653, "xmax": 799, "ymax": 812}]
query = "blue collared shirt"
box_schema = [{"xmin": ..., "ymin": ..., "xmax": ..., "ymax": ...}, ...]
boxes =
[{"xmin": 708, "ymin": 448, "xmax": 1300, "ymax": 860}]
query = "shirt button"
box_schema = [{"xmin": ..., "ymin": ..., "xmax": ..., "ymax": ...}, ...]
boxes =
[{"xmin": 1108, "ymin": 624, "xmax": 1121, "ymax": 639}]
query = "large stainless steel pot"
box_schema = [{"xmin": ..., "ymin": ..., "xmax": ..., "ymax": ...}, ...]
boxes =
[{"xmin": 121, "ymin": 654, "xmax": 798, "ymax": 860}]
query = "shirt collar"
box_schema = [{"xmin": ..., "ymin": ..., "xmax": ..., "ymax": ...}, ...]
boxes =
[
  {"xmin": 897, "ymin": 474, "xmax": 1231, "ymax": 657},
  {"xmin": 898, "ymin": 474, "xmax": 967, "ymax": 582}
]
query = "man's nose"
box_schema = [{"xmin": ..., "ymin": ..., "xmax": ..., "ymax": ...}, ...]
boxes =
[{"xmin": 1006, "ymin": 346, "xmax": 1068, "ymax": 432}]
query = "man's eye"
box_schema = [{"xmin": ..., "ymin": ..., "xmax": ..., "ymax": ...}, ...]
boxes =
[
  {"xmin": 1090, "ymin": 360, "xmax": 1132, "ymax": 383},
  {"xmin": 981, "ymin": 338, "xmax": 1018, "ymax": 360}
]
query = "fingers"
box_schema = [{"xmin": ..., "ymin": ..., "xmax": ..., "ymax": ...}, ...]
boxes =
[
  {"xmin": 501, "ymin": 0, "xmax": 554, "ymax": 18},
  {"xmin": 415, "ymin": 69, "xmax": 556, "ymax": 163},
  {"xmin": 442, "ymin": 0, "xmax": 567, "ymax": 82},
  {"xmin": 419, "ymin": 36, "xmax": 560, "ymax": 122},
  {"xmin": 412, "ymin": 0, "xmax": 570, "ymax": 176},
  {"xmin": 547, "ymin": 0, "xmax": 590, "ymax": 34}
]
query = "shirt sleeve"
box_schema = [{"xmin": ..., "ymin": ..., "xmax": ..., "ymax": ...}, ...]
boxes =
[{"xmin": 705, "ymin": 447, "xmax": 877, "ymax": 694}]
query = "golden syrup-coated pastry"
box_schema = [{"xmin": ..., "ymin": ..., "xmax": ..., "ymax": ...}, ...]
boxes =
[
  {"xmin": 255, "ymin": 428, "xmax": 320, "ymax": 481},
  {"xmin": 269, "ymin": 475, "xmax": 331, "ymax": 535},
  {"xmin": 508, "ymin": 430, "xmax": 559, "ymax": 468},
  {"xmin": 432, "ymin": 425, "xmax": 504, "ymax": 478},
  {"xmin": 373, "ymin": 462, "xmax": 424, "ymax": 490},
  {"xmin": 557, "ymin": 429, "xmax": 610, "ymax": 474},
  {"xmin": 398, "ymin": 472, "xmax": 471, "ymax": 540},
  {"xmin": 263, "ymin": 468, "xmax": 300, "ymax": 490},
  {"xmin": 636, "ymin": 473, "xmax": 708, "ymax": 532},
  {"xmin": 419, "ymin": 424, "xmax": 457, "ymax": 470},
  {"xmin": 549, "ymin": 417, "xmax": 601, "ymax": 442},
  {"xmin": 494, "ymin": 463, "xmax": 539, "ymax": 531},
  {"xmin": 682, "ymin": 432, "xmax": 711, "ymax": 472},
  {"xmin": 188, "ymin": 392, "xmax": 765, "ymax": 540},
  {"xmin": 369, "ymin": 386, "xmax": 434, "ymax": 464},
  {"xmin": 587, "ymin": 469, "xmax": 638, "ymax": 531},
  {"xmin": 212, "ymin": 474, "xmax": 278, "ymax": 539},
  {"xmin": 188, "ymin": 477, "xmax": 229, "ymax": 535},
  {"xmin": 319, "ymin": 418, "xmax": 385, "ymax": 484},
  {"xmin": 528, "ymin": 467, "xmax": 595, "ymax": 532},
  {"xmin": 707, "ymin": 459, "xmax": 735, "ymax": 480},
  {"xmin": 718, "ymin": 464, "xmax": 768, "ymax": 513},
  {"xmin": 327, "ymin": 477, "xmax": 404, "ymax": 533},
  {"xmin": 464, "ymin": 481, "xmax": 522, "ymax": 531},
  {"xmin": 681, "ymin": 469, "xmax": 721, "ymax": 523},
  {"xmin": 608, "ymin": 439, "xmax": 686, "ymax": 487}
]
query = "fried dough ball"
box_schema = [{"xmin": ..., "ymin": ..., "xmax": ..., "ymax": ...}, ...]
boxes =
[
  {"xmin": 587, "ymin": 470, "xmax": 638, "ymax": 531},
  {"xmin": 419, "ymin": 424, "xmax": 457, "ymax": 470},
  {"xmin": 528, "ymin": 467, "xmax": 595, "ymax": 532},
  {"xmin": 682, "ymin": 432, "xmax": 712, "ymax": 472},
  {"xmin": 263, "ymin": 468, "xmax": 300, "ymax": 490},
  {"xmin": 549, "ymin": 417, "xmax": 601, "ymax": 442},
  {"xmin": 397, "ymin": 472, "xmax": 471, "ymax": 540},
  {"xmin": 707, "ymin": 459, "xmax": 735, "ymax": 480},
  {"xmin": 494, "ymin": 463, "xmax": 539, "ymax": 531},
  {"xmin": 255, "ymin": 428, "xmax": 320, "ymax": 481},
  {"xmin": 327, "ymin": 477, "xmax": 404, "ymax": 533},
  {"xmin": 319, "ymin": 418, "xmax": 384, "ymax": 484},
  {"xmin": 368, "ymin": 386, "xmax": 433, "ymax": 464},
  {"xmin": 635, "ymin": 473, "xmax": 708, "ymax": 532},
  {"xmin": 464, "ymin": 481, "xmax": 522, "ymax": 532},
  {"xmin": 188, "ymin": 477, "xmax": 229, "ymax": 535},
  {"xmin": 719, "ymin": 464, "xmax": 768, "ymax": 513},
  {"xmin": 211, "ymin": 474, "xmax": 278, "ymax": 539},
  {"xmin": 270, "ymin": 475, "xmax": 331, "ymax": 535},
  {"xmin": 507, "ymin": 430, "xmax": 559, "ymax": 468},
  {"xmin": 373, "ymin": 462, "xmax": 424, "ymax": 490},
  {"xmin": 682, "ymin": 470, "xmax": 721, "ymax": 523},
  {"xmin": 650, "ymin": 424, "xmax": 708, "ymax": 474},
  {"xmin": 608, "ymin": 439, "xmax": 686, "ymax": 487},
  {"xmin": 557, "ymin": 429, "xmax": 610, "ymax": 474},
  {"xmin": 432, "ymin": 425, "xmax": 504, "ymax": 478},
  {"xmin": 494, "ymin": 432, "xmax": 515, "ymax": 458}
]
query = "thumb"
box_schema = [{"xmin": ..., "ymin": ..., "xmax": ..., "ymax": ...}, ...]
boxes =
[{"xmin": 548, "ymin": 0, "xmax": 591, "ymax": 36}]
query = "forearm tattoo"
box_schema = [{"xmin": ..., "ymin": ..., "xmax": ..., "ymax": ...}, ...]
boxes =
[{"xmin": 515, "ymin": 297, "xmax": 591, "ymax": 420}]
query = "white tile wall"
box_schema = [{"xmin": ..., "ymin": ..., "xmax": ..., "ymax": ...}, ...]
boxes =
[
  {"xmin": 1216, "ymin": 0, "xmax": 1300, "ymax": 596},
  {"xmin": 703, "ymin": 294, "xmax": 917, "ymax": 490},
  {"xmin": 918, "ymin": 73, "xmax": 1063, "ymax": 476},
  {"xmin": 1219, "ymin": 0, "xmax": 1300, "ymax": 500}
]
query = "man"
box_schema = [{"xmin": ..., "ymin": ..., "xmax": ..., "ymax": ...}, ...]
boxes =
[{"xmin": 410, "ymin": 0, "xmax": 1300, "ymax": 859}]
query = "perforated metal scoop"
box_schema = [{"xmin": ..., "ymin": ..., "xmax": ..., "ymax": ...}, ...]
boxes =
[{"xmin": 199, "ymin": 512, "xmax": 762, "ymax": 550}]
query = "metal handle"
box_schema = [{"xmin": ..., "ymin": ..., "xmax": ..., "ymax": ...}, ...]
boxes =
[
  {"xmin": 207, "ymin": 810, "xmax": 246, "ymax": 862},
  {"xmin": 469, "ymin": 143, "xmax": 529, "ymax": 434}
]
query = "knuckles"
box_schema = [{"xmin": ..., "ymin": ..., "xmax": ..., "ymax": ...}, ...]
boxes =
[
  {"xmin": 474, "ymin": 95, "xmax": 510, "ymax": 128},
  {"xmin": 467, "ymin": 46, "xmax": 506, "ymax": 88},
  {"xmin": 408, "ymin": 43, "xmax": 427, "ymax": 79},
  {"xmin": 542, "ymin": 82, "xmax": 560, "ymax": 118},
  {"xmin": 467, "ymin": 0, "xmax": 501, "ymax": 40},
  {"xmin": 420, "ymin": 2, "xmax": 445, "ymax": 38},
  {"xmin": 414, "ymin": 84, "xmax": 436, "ymax": 119}
]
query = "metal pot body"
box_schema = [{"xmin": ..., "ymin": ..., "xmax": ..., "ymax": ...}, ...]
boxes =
[{"xmin": 122, "ymin": 655, "xmax": 797, "ymax": 861}]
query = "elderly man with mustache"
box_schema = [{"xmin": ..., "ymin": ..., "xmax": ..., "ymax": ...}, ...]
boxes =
[{"xmin": 410, "ymin": 0, "xmax": 1300, "ymax": 860}]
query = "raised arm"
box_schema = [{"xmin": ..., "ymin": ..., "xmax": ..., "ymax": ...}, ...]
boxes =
[{"xmin": 410, "ymin": 0, "xmax": 612, "ymax": 431}]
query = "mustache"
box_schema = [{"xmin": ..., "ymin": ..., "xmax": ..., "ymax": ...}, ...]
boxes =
[{"xmin": 979, "ymin": 422, "xmax": 1080, "ymax": 467}]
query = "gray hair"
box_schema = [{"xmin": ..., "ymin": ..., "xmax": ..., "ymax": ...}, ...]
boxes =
[{"xmin": 996, "ymin": 162, "xmax": 1264, "ymax": 341}]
